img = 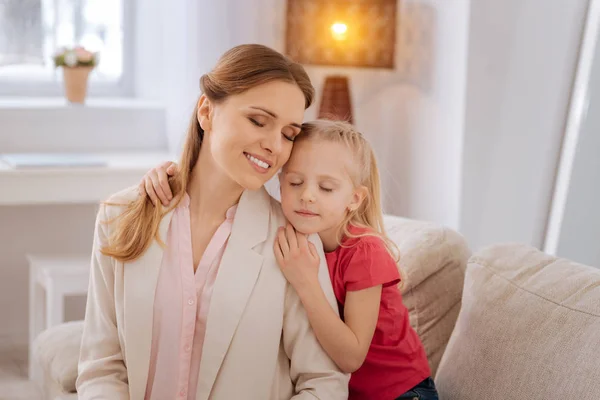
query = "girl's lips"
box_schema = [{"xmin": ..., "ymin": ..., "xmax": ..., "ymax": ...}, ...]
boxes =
[{"xmin": 295, "ymin": 210, "xmax": 319, "ymax": 217}]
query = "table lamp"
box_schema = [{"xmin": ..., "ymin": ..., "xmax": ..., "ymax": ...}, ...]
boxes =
[{"xmin": 285, "ymin": 0, "xmax": 398, "ymax": 124}]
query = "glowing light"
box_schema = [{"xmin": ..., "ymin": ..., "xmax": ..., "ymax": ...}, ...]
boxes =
[{"xmin": 330, "ymin": 22, "xmax": 348, "ymax": 41}]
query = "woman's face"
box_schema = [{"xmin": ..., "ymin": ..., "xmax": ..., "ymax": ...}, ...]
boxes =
[{"xmin": 198, "ymin": 80, "xmax": 306, "ymax": 190}]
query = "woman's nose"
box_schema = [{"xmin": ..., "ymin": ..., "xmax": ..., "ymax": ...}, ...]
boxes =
[{"xmin": 261, "ymin": 129, "xmax": 283, "ymax": 155}]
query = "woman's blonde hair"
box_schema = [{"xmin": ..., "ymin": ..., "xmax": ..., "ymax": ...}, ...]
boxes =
[
  {"xmin": 101, "ymin": 44, "xmax": 315, "ymax": 262},
  {"xmin": 298, "ymin": 120, "xmax": 400, "ymax": 264}
]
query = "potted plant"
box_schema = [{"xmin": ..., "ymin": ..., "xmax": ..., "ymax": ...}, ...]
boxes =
[{"xmin": 53, "ymin": 47, "xmax": 99, "ymax": 104}]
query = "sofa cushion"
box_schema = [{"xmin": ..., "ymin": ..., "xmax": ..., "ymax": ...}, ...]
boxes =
[
  {"xmin": 383, "ymin": 215, "xmax": 470, "ymax": 375},
  {"xmin": 436, "ymin": 244, "xmax": 600, "ymax": 399},
  {"xmin": 33, "ymin": 320, "xmax": 83, "ymax": 393}
]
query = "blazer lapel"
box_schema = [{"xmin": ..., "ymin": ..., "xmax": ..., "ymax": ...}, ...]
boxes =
[
  {"xmin": 123, "ymin": 209, "xmax": 174, "ymax": 400},
  {"xmin": 196, "ymin": 188, "xmax": 272, "ymax": 400}
]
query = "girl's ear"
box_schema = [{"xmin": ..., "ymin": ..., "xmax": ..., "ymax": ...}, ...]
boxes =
[
  {"xmin": 348, "ymin": 186, "xmax": 368, "ymax": 212},
  {"xmin": 197, "ymin": 95, "xmax": 212, "ymax": 132}
]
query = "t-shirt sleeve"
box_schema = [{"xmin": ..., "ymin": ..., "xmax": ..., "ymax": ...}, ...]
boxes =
[{"xmin": 343, "ymin": 239, "xmax": 401, "ymax": 292}]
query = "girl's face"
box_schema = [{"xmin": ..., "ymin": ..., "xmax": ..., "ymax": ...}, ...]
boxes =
[
  {"xmin": 198, "ymin": 80, "xmax": 306, "ymax": 190},
  {"xmin": 279, "ymin": 138, "xmax": 366, "ymax": 240}
]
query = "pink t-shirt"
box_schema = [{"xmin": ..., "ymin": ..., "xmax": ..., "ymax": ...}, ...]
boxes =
[{"xmin": 144, "ymin": 193, "xmax": 237, "ymax": 400}]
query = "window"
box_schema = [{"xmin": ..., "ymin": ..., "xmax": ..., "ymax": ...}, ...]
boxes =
[{"xmin": 0, "ymin": 0, "xmax": 133, "ymax": 96}]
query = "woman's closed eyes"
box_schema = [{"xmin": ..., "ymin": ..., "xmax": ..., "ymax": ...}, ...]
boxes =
[{"xmin": 248, "ymin": 117, "xmax": 296, "ymax": 142}]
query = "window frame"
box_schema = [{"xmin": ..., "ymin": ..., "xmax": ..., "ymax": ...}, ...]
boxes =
[{"xmin": 0, "ymin": 0, "xmax": 135, "ymax": 98}]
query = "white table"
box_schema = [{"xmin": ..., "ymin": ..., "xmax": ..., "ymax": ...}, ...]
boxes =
[
  {"xmin": 27, "ymin": 255, "xmax": 90, "ymax": 381},
  {"xmin": 0, "ymin": 151, "xmax": 174, "ymax": 205}
]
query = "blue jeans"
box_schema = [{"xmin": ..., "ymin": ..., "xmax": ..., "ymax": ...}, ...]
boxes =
[{"xmin": 395, "ymin": 377, "xmax": 439, "ymax": 400}]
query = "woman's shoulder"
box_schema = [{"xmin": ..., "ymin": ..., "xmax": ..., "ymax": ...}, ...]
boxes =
[
  {"xmin": 100, "ymin": 185, "xmax": 141, "ymax": 219},
  {"xmin": 265, "ymin": 189, "xmax": 286, "ymax": 224}
]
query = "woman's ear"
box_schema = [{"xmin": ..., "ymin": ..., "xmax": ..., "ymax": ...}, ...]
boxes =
[
  {"xmin": 197, "ymin": 95, "xmax": 212, "ymax": 132},
  {"xmin": 348, "ymin": 186, "xmax": 368, "ymax": 212}
]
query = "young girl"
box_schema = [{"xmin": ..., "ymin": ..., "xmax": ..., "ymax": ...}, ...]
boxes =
[{"xmin": 141, "ymin": 120, "xmax": 437, "ymax": 400}]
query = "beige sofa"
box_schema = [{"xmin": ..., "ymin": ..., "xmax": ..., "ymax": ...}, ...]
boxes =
[{"xmin": 33, "ymin": 216, "xmax": 600, "ymax": 399}]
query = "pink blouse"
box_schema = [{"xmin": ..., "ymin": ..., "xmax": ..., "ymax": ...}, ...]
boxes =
[{"xmin": 144, "ymin": 193, "xmax": 237, "ymax": 400}]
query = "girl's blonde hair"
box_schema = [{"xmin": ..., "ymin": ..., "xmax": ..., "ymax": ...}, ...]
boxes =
[
  {"xmin": 298, "ymin": 120, "xmax": 400, "ymax": 264},
  {"xmin": 101, "ymin": 44, "xmax": 315, "ymax": 262}
]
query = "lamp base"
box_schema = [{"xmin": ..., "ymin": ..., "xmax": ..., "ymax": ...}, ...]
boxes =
[{"xmin": 317, "ymin": 75, "xmax": 353, "ymax": 124}]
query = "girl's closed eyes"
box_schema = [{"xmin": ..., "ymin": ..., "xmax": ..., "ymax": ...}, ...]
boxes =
[{"xmin": 286, "ymin": 178, "xmax": 334, "ymax": 193}]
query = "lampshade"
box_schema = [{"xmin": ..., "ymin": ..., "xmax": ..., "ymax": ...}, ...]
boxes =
[{"xmin": 285, "ymin": 0, "xmax": 398, "ymax": 69}]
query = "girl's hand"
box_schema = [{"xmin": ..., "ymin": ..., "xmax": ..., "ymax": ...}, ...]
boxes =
[
  {"xmin": 274, "ymin": 224, "xmax": 320, "ymax": 292},
  {"xmin": 138, "ymin": 161, "xmax": 178, "ymax": 206}
]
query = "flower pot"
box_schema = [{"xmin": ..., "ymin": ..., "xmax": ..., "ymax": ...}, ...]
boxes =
[{"xmin": 62, "ymin": 66, "xmax": 93, "ymax": 104}]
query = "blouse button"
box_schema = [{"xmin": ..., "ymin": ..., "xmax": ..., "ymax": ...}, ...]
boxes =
[{"xmin": 187, "ymin": 298, "xmax": 194, "ymax": 305}]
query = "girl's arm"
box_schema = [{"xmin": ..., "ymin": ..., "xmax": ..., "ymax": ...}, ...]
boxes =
[
  {"xmin": 138, "ymin": 161, "xmax": 178, "ymax": 206},
  {"xmin": 275, "ymin": 224, "xmax": 381, "ymax": 373},
  {"xmin": 296, "ymin": 281, "xmax": 381, "ymax": 373}
]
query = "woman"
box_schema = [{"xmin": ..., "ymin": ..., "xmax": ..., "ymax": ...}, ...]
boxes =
[{"xmin": 76, "ymin": 44, "xmax": 349, "ymax": 400}]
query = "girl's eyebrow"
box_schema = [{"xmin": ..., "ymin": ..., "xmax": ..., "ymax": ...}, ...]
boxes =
[
  {"xmin": 249, "ymin": 106, "xmax": 302, "ymax": 130},
  {"xmin": 286, "ymin": 170, "xmax": 340, "ymax": 183},
  {"xmin": 318, "ymin": 175, "xmax": 341, "ymax": 183}
]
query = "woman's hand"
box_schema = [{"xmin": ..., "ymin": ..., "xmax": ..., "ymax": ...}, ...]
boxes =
[
  {"xmin": 138, "ymin": 161, "xmax": 178, "ymax": 206},
  {"xmin": 274, "ymin": 224, "xmax": 320, "ymax": 292}
]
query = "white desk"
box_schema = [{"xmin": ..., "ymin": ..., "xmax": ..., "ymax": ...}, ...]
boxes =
[{"xmin": 0, "ymin": 152, "xmax": 174, "ymax": 205}]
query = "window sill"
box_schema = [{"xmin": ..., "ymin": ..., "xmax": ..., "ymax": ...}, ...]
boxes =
[
  {"xmin": 0, "ymin": 96, "xmax": 163, "ymax": 110},
  {"xmin": 0, "ymin": 151, "xmax": 174, "ymax": 205}
]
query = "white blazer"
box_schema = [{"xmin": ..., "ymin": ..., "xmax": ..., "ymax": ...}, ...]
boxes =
[{"xmin": 76, "ymin": 186, "xmax": 349, "ymax": 399}]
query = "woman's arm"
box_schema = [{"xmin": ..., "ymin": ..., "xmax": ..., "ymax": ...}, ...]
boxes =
[
  {"xmin": 76, "ymin": 205, "xmax": 129, "ymax": 399},
  {"xmin": 280, "ymin": 233, "xmax": 350, "ymax": 399},
  {"xmin": 295, "ymin": 282, "xmax": 381, "ymax": 373}
]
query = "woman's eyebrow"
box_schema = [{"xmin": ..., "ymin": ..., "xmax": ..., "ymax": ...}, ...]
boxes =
[{"xmin": 249, "ymin": 106, "xmax": 302, "ymax": 129}]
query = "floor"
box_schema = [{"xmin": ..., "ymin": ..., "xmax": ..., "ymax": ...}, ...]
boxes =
[{"xmin": 0, "ymin": 342, "xmax": 42, "ymax": 400}]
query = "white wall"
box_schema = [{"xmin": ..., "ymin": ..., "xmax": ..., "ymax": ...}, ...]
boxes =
[
  {"xmin": 0, "ymin": 100, "xmax": 166, "ymax": 153},
  {"xmin": 460, "ymin": 0, "xmax": 589, "ymax": 251}
]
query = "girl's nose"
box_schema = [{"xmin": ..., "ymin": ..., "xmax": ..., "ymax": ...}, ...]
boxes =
[{"xmin": 301, "ymin": 188, "xmax": 316, "ymax": 203}]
